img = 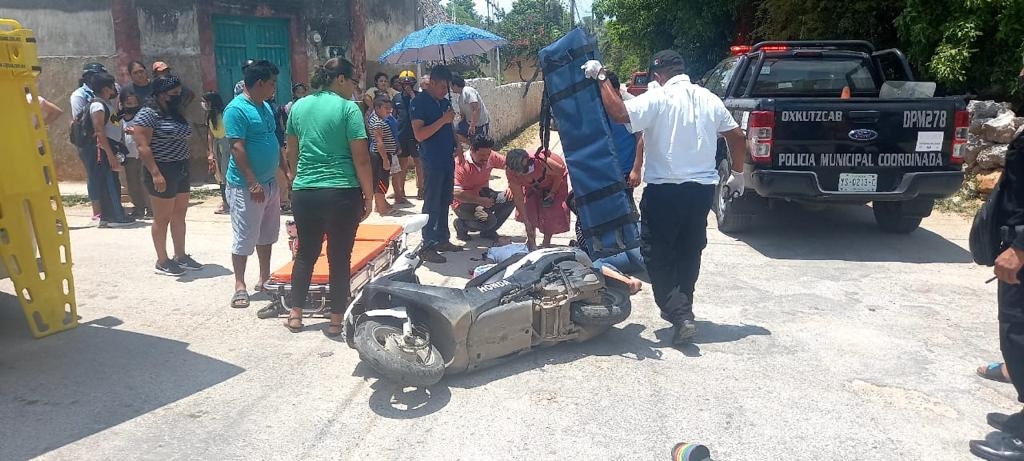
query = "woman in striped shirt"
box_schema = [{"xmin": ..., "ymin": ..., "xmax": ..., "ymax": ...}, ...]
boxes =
[{"xmin": 134, "ymin": 75, "xmax": 204, "ymax": 276}]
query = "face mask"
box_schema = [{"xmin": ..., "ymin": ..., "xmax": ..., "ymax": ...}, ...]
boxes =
[{"xmin": 120, "ymin": 107, "xmax": 140, "ymax": 120}]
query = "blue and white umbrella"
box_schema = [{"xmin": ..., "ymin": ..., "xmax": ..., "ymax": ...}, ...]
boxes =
[{"xmin": 379, "ymin": 23, "xmax": 508, "ymax": 65}]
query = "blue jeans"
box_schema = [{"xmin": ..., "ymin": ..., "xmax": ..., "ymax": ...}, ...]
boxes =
[
  {"xmin": 593, "ymin": 247, "xmax": 645, "ymax": 275},
  {"xmin": 421, "ymin": 161, "xmax": 454, "ymax": 247},
  {"xmin": 77, "ymin": 144, "xmax": 127, "ymax": 222}
]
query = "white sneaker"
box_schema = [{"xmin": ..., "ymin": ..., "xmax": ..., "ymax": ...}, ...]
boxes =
[{"xmin": 89, "ymin": 215, "xmax": 103, "ymax": 228}]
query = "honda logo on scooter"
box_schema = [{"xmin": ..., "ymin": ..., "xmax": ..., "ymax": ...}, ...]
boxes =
[{"xmin": 477, "ymin": 280, "xmax": 511, "ymax": 293}]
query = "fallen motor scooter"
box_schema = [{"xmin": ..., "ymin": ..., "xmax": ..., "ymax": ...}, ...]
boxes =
[{"xmin": 344, "ymin": 215, "xmax": 633, "ymax": 387}]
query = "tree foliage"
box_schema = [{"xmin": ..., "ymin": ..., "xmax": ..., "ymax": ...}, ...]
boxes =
[
  {"xmin": 897, "ymin": 0, "xmax": 1024, "ymax": 97},
  {"xmin": 448, "ymin": 0, "xmax": 484, "ymax": 27},
  {"xmin": 593, "ymin": 0, "xmax": 1024, "ymax": 99},
  {"xmin": 495, "ymin": 0, "xmax": 570, "ymax": 77},
  {"xmin": 594, "ymin": 0, "xmax": 740, "ymax": 78},
  {"xmin": 754, "ymin": 0, "xmax": 903, "ymax": 50}
]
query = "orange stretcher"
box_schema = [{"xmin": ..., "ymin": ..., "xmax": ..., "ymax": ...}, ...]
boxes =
[{"xmin": 258, "ymin": 223, "xmax": 404, "ymax": 318}]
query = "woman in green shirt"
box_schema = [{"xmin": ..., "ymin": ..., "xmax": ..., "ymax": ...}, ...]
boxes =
[{"xmin": 283, "ymin": 57, "xmax": 375, "ymax": 335}]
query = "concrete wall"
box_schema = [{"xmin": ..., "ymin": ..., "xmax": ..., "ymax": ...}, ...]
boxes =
[
  {"xmin": 138, "ymin": 4, "xmax": 200, "ymax": 57},
  {"xmin": 0, "ymin": 2, "xmax": 118, "ymax": 181},
  {"xmin": 0, "ymin": 2, "xmax": 114, "ymax": 57},
  {"xmin": 363, "ymin": 0, "xmax": 418, "ymax": 84},
  {"xmin": 465, "ymin": 78, "xmax": 544, "ymax": 143}
]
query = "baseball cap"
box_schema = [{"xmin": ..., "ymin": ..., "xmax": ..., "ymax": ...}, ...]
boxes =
[
  {"xmin": 82, "ymin": 62, "xmax": 107, "ymax": 74},
  {"xmin": 399, "ymin": 70, "xmax": 417, "ymax": 81},
  {"xmin": 152, "ymin": 61, "xmax": 170, "ymax": 72},
  {"xmin": 649, "ymin": 50, "xmax": 685, "ymax": 72}
]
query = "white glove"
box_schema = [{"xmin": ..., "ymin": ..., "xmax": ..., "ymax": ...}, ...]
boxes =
[
  {"xmin": 581, "ymin": 60, "xmax": 604, "ymax": 80},
  {"xmin": 725, "ymin": 170, "xmax": 745, "ymax": 198}
]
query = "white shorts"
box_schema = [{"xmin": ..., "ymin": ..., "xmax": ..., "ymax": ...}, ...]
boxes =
[{"xmin": 227, "ymin": 181, "xmax": 281, "ymax": 256}]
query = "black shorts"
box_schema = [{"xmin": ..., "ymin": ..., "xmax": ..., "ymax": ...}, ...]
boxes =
[
  {"xmin": 398, "ymin": 138, "xmax": 419, "ymax": 158},
  {"xmin": 371, "ymin": 151, "xmax": 391, "ymax": 195},
  {"xmin": 144, "ymin": 160, "xmax": 191, "ymax": 199}
]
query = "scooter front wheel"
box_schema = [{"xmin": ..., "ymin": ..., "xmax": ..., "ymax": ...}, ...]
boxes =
[{"xmin": 354, "ymin": 318, "xmax": 445, "ymax": 387}]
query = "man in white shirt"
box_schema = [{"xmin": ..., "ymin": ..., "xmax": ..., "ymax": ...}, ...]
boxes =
[
  {"xmin": 585, "ymin": 50, "xmax": 748, "ymax": 344},
  {"xmin": 451, "ymin": 75, "xmax": 491, "ymax": 147}
]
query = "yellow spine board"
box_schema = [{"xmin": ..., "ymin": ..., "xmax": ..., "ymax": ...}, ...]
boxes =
[{"xmin": 0, "ymin": 19, "xmax": 77, "ymax": 338}]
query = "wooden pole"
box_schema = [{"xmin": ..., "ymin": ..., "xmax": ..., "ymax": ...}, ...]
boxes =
[{"xmin": 350, "ymin": 0, "xmax": 367, "ymax": 94}]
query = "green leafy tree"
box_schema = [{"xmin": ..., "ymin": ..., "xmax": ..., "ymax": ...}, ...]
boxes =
[
  {"xmin": 495, "ymin": 0, "xmax": 570, "ymax": 79},
  {"xmin": 754, "ymin": 0, "xmax": 903, "ymax": 50},
  {"xmin": 449, "ymin": 0, "xmax": 484, "ymax": 27},
  {"xmin": 897, "ymin": 0, "xmax": 1024, "ymax": 97},
  {"xmin": 594, "ymin": 0, "xmax": 741, "ymax": 79}
]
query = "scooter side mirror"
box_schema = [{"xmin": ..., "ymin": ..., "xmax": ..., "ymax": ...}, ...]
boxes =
[{"xmin": 402, "ymin": 214, "xmax": 430, "ymax": 234}]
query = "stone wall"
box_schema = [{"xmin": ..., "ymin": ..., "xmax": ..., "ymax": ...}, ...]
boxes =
[
  {"xmin": 464, "ymin": 78, "xmax": 544, "ymax": 143},
  {"xmin": 963, "ymin": 100, "xmax": 1024, "ymax": 194}
]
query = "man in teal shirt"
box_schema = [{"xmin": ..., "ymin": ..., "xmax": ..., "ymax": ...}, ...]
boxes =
[{"xmin": 224, "ymin": 60, "xmax": 292, "ymax": 309}]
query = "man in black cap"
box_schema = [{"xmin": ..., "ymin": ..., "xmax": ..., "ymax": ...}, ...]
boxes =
[{"xmin": 584, "ymin": 50, "xmax": 748, "ymax": 344}]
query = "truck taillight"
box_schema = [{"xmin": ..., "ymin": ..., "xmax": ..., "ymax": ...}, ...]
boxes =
[
  {"xmin": 748, "ymin": 111, "xmax": 775, "ymax": 165},
  {"xmin": 951, "ymin": 110, "xmax": 969, "ymax": 165}
]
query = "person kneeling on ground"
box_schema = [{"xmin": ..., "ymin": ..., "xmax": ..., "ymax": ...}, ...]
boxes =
[{"xmin": 452, "ymin": 133, "xmax": 515, "ymax": 241}]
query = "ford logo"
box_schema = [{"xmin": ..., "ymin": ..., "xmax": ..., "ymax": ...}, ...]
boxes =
[{"xmin": 848, "ymin": 129, "xmax": 878, "ymax": 142}]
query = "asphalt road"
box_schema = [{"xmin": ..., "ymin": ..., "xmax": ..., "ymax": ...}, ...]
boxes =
[{"xmin": 0, "ymin": 181, "xmax": 1010, "ymax": 460}]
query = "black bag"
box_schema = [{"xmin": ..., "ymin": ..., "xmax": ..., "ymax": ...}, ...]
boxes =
[
  {"xmin": 970, "ymin": 180, "xmax": 1005, "ymax": 266},
  {"xmin": 69, "ymin": 97, "xmax": 109, "ymax": 147}
]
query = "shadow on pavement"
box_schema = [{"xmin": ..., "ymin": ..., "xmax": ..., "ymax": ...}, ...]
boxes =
[
  {"xmin": 177, "ymin": 263, "xmax": 233, "ymax": 282},
  {"xmin": 0, "ymin": 294, "xmax": 244, "ymax": 460},
  {"xmin": 365, "ymin": 379, "xmax": 452, "ymax": 420},
  {"xmin": 731, "ymin": 204, "xmax": 971, "ymax": 263},
  {"xmin": 653, "ymin": 321, "xmax": 773, "ymax": 357},
  {"xmin": 354, "ymin": 323, "xmax": 663, "ymax": 418}
]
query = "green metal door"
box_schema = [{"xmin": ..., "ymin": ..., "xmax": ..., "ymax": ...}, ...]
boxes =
[{"xmin": 212, "ymin": 16, "xmax": 292, "ymax": 103}]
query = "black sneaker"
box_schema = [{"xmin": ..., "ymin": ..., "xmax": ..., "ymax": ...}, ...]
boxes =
[
  {"xmin": 155, "ymin": 259, "xmax": 186, "ymax": 276},
  {"xmin": 174, "ymin": 254, "xmax": 204, "ymax": 271},
  {"xmin": 990, "ymin": 412, "xmax": 1024, "ymax": 435},
  {"xmin": 144, "ymin": 208, "xmax": 154, "ymax": 219},
  {"xmin": 453, "ymin": 220, "xmax": 471, "ymax": 241},
  {"xmin": 435, "ymin": 241, "xmax": 464, "ymax": 252},
  {"xmin": 421, "ymin": 249, "xmax": 447, "ymax": 264},
  {"xmin": 672, "ymin": 320, "xmax": 698, "ymax": 345},
  {"xmin": 107, "ymin": 218, "xmax": 136, "ymax": 228},
  {"xmin": 970, "ymin": 434, "xmax": 1024, "ymax": 461}
]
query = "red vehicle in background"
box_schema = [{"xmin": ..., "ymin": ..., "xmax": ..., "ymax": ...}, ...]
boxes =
[{"xmin": 626, "ymin": 71, "xmax": 649, "ymax": 96}]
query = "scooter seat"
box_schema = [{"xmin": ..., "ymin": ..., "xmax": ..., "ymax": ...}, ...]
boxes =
[{"xmin": 268, "ymin": 239, "xmax": 392, "ymax": 284}]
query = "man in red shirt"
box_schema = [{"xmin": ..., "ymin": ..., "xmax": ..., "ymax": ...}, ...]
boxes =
[{"xmin": 453, "ymin": 134, "xmax": 515, "ymax": 241}]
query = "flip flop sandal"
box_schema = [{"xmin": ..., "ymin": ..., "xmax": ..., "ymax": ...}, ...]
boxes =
[
  {"xmin": 325, "ymin": 322, "xmax": 343, "ymax": 337},
  {"xmin": 284, "ymin": 316, "xmax": 303, "ymax": 333},
  {"xmin": 978, "ymin": 362, "xmax": 1011, "ymax": 383},
  {"xmin": 214, "ymin": 208, "xmax": 230, "ymax": 215},
  {"xmin": 230, "ymin": 290, "xmax": 250, "ymax": 309}
]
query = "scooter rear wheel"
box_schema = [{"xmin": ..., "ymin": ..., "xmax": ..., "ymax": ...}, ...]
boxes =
[
  {"xmin": 570, "ymin": 279, "xmax": 632, "ymax": 326},
  {"xmin": 354, "ymin": 318, "xmax": 445, "ymax": 387}
]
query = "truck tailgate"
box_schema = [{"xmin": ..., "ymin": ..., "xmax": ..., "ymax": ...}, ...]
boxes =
[{"xmin": 768, "ymin": 98, "xmax": 961, "ymax": 193}]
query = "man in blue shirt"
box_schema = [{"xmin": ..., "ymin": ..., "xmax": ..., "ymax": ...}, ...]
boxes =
[
  {"xmin": 411, "ymin": 65, "xmax": 462, "ymax": 263},
  {"xmin": 223, "ymin": 60, "xmax": 292, "ymax": 308}
]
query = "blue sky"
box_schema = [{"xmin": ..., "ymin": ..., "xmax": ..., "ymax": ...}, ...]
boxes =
[{"xmin": 440, "ymin": 0, "xmax": 594, "ymax": 20}]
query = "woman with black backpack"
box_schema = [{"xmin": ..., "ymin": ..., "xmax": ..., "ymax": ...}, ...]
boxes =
[{"xmin": 78, "ymin": 72, "xmax": 134, "ymax": 228}]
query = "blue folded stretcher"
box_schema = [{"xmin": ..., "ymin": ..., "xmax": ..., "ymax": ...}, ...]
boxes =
[{"xmin": 534, "ymin": 28, "xmax": 640, "ymax": 258}]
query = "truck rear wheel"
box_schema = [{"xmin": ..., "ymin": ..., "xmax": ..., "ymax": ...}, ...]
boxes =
[
  {"xmin": 713, "ymin": 159, "xmax": 753, "ymax": 233},
  {"xmin": 873, "ymin": 201, "xmax": 924, "ymax": 234}
]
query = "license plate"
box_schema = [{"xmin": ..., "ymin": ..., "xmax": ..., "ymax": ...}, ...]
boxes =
[{"xmin": 837, "ymin": 173, "xmax": 878, "ymax": 192}]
